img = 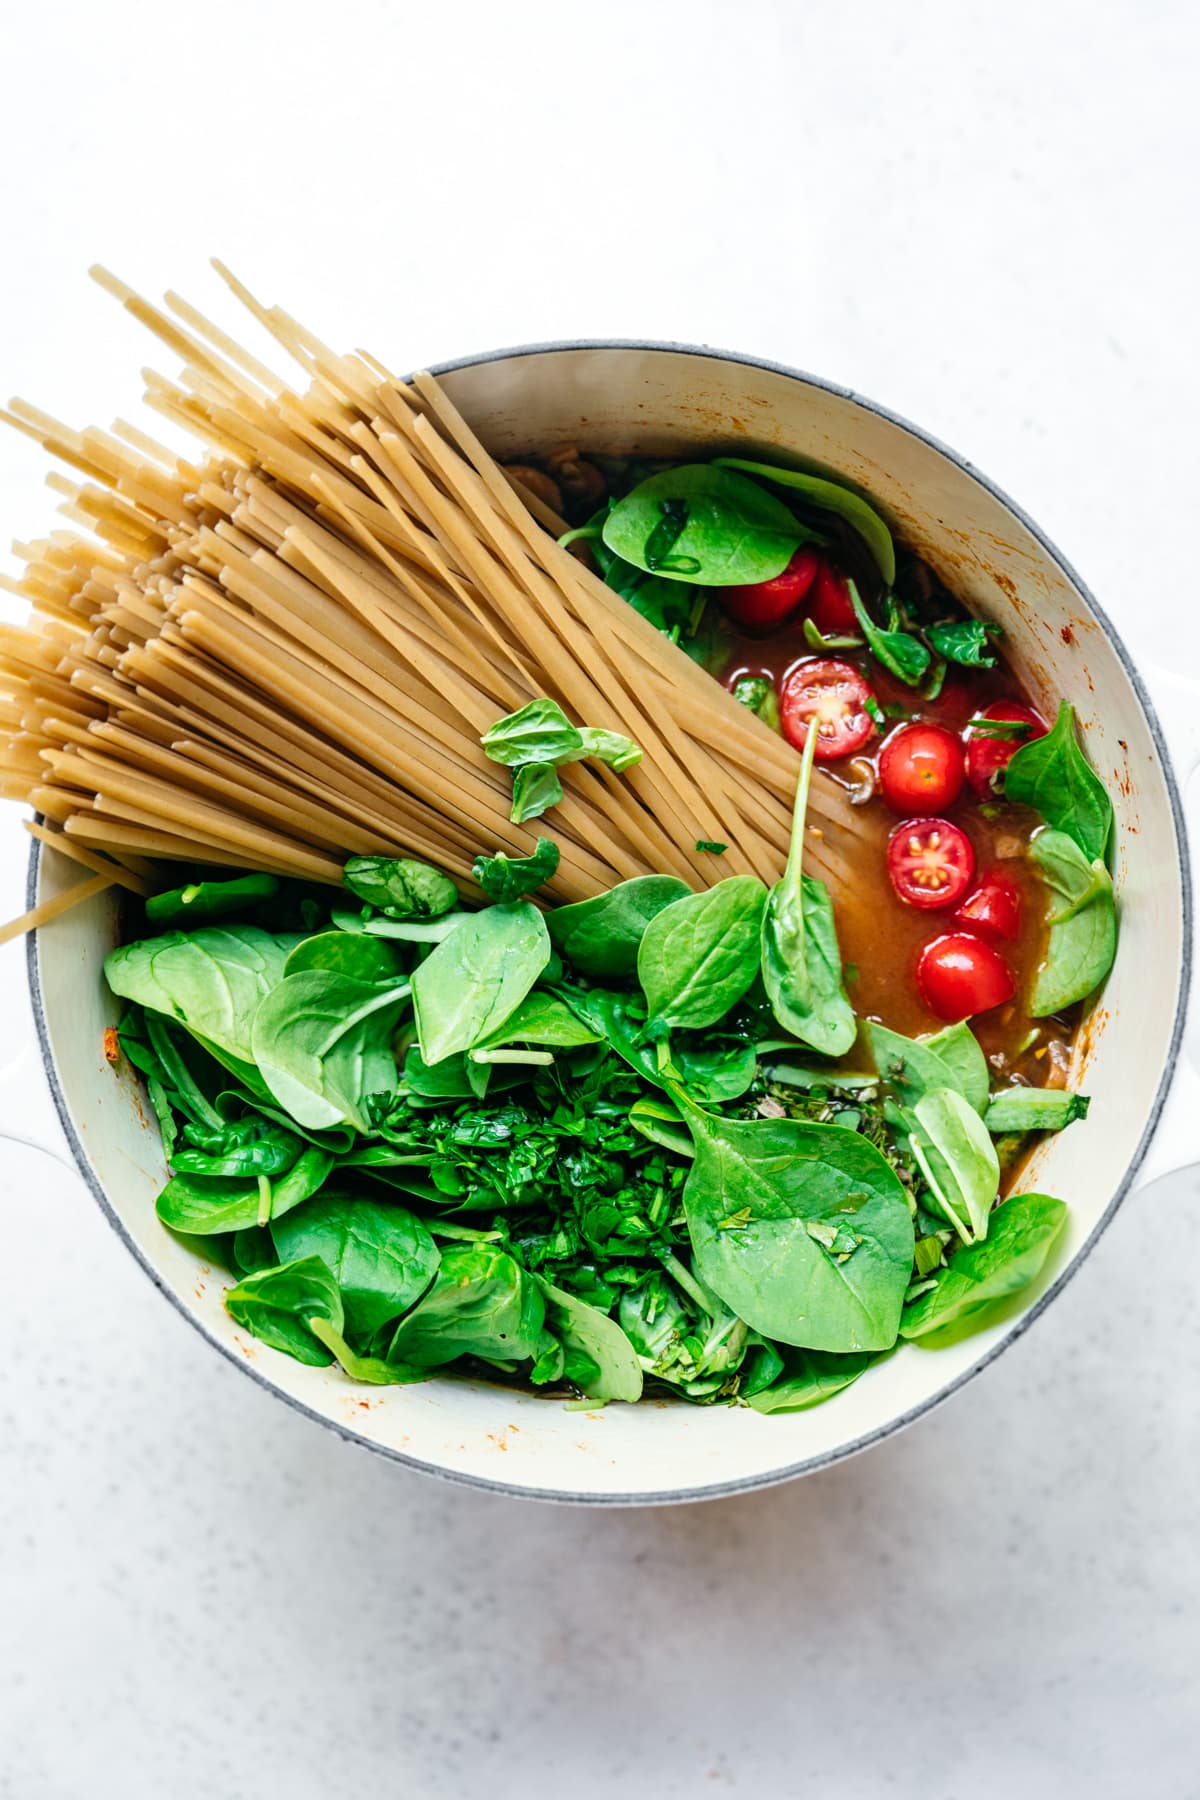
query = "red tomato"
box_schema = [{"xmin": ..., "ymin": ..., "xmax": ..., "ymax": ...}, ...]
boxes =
[
  {"xmin": 964, "ymin": 702, "xmax": 1047, "ymax": 798},
  {"xmin": 916, "ymin": 932, "xmax": 1016, "ymax": 1021},
  {"xmin": 719, "ymin": 547, "xmax": 821, "ymax": 632},
  {"xmin": 807, "ymin": 561, "xmax": 858, "ymax": 636},
  {"xmin": 886, "ymin": 817, "xmax": 975, "ymax": 909},
  {"xmin": 954, "ymin": 868, "xmax": 1022, "ymax": 942},
  {"xmin": 878, "ymin": 723, "xmax": 966, "ymax": 815},
  {"xmin": 780, "ymin": 658, "xmax": 876, "ymax": 760}
]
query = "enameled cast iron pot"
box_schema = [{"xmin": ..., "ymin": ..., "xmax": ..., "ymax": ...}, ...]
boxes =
[{"xmin": 15, "ymin": 343, "xmax": 1200, "ymax": 1504}]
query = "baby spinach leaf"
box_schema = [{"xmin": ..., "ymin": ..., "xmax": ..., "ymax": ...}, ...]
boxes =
[
  {"xmin": 628, "ymin": 1095, "xmax": 695, "ymax": 1157},
  {"xmin": 671, "ymin": 1040, "xmax": 758, "ymax": 1104},
  {"xmin": 546, "ymin": 874, "xmax": 691, "ymax": 981},
  {"xmin": 900, "ymin": 1193, "xmax": 1068, "ymax": 1339},
  {"xmin": 556, "ymin": 987, "xmax": 659, "ymax": 1083},
  {"xmin": 585, "ymin": 510, "xmax": 697, "ymax": 634},
  {"xmin": 746, "ymin": 1346, "xmax": 875, "ymax": 1413},
  {"xmin": 145, "ymin": 873, "xmax": 280, "ymax": 927},
  {"xmin": 473, "ymin": 838, "xmax": 559, "ymax": 902},
  {"xmin": 251, "ymin": 973, "xmax": 409, "ymax": 1131},
  {"xmin": 105, "ymin": 926, "xmax": 296, "ymax": 1064},
  {"xmin": 535, "ymin": 1276, "xmax": 643, "ymax": 1403},
  {"xmin": 868, "ymin": 1020, "xmax": 988, "ymax": 1115},
  {"xmin": 171, "ymin": 1120, "xmax": 302, "ymax": 1179},
  {"xmin": 510, "ymin": 763, "xmax": 564, "ymax": 823},
  {"xmin": 927, "ymin": 620, "xmax": 996, "ymax": 668},
  {"xmin": 157, "ymin": 1146, "xmax": 334, "ymax": 1235},
  {"xmin": 761, "ymin": 726, "xmax": 856, "ymax": 1056},
  {"xmin": 678, "ymin": 1102, "xmax": 914, "ymax": 1352},
  {"xmin": 411, "ymin": 902, "xmax": 551, "ymax": 1065},
  {"xmin": 1027, "ymin": 830, "xmax": 1117, "ymax": 1015},
  {"xmin": 284, "ymin": 931, "xmax": 405, "ymax": 983},
  {"xmin": 1005, "ymin": 702, "xmax": 1113, "ymax": 862},
  {"xmin": 574, "ymin": 728, "xmax": 643, "ymax": 772},
  {"xmin": 307, "ymin": 1317, "xmax": 426, "ymax": 1385},
  {"xmin": 271, "ymin": 1193, "xmax": 440, "ymax": 1339},
  {"xmin": 603, "ymin": 465, "xmax": 807, "ymax": 586},
  {"xmin": 385, "ymin": 1244, "xmax": 545, "ymax": 1368},
  {"xmin": 908, "ymin": 1088, "xmax": 1000, "ymax": 1243},
  {"xmin": 481, "ymin": 697, "xmax": 584, "ymax": 767},
  {"xmin": 637, "ymin": 876, "xmax": 767, "ymax": 1032},
  {"xmin": 712, "ymin": 456, "xmax": 896, "ymax": 584},
  {"xmin": 848, "ymin": 582, "xmax": 931, "ymax": 686},
  {"xmin": 471, "ymin": 991, "xmax": 603, "ymax": 1053},
  {"xmin": 342, "ymin": 856, "xmax": 458, "ymax": 919},
  {"xmin": 225, "ymin": 1255, "xmax": 343, "ymax": 1365},
  {"xmin": 982, "ymin": 1087, "xmax": 1090, "ymax": 1132},
  {"xmin": 332, "ymin": 908, "xmax": 470, "ymax": 945}
]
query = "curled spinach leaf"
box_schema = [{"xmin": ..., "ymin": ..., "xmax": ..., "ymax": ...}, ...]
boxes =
[
  {"xmin": 867, "ymin": 1019, "xmax": 988, "ymax": 1115},
  {"xmin": 983, "ymin": 1087, "xmax": 1089, "ymax": 1132},
  {"xmin": 473, "ymin": 837, "xmax": 560, "ymax": 902},
  {"xmin": 848, "ymin": 582, "xmax": 931, "ymax": 686},
  {"xmin": 907, "ymin": 1088, "xmax": 1000, "ymax": 1243},
  {"xmin": 145, "ymin": 873, "xmax": 280, "ymax": 927},
  {"xmin": 927, "ymin": 619, "xmax": 996, "ymax": 668},
  {"xmin": 510, "ymin": 763, "xmax": 565, "ymax": 824},
  {"xmin": 761, "ymin": 725, "xmax": 856, "ymax": 1056},
  {"xmin": 535, "ymin": 1276, "xmax": 643, "ymax": 1402},
  {"xmin": 157, "ymin": 1145, "xmax": 334, "ymax": 1236},
  {"xmin": 746, "ymin": 1346, "xmax": 875, "ymax": 1413},
  {"xmin": 1027, "ymin": 830, "xmax": 1117, "ymax": 1015},
  {"xmin": 603, "ymin": 465, "xmax": 808, "ymax": 586},
  {"xmin": 342, "ymin": 856, "xmax": 458, "ymax": 920},
  {"xmin": 712, "ymin": 456, "xmax": 895, "ymax": 584},
  {"xmin": 1004, "ymin": 702, "xmax": 1112, "ymax": 862},
  {"xmin": 900, "ymin": 1193, "xmax": 1067, "ymax": 1339},
  {"xmin": 225, "ymin": 1255, "xmax": 343, "ymax": 1366}
]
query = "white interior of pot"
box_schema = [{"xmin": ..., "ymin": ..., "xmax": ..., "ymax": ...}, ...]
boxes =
[{"xmin": 30, "ymin": 346, "xmax": 1185, "ymax": 1502}]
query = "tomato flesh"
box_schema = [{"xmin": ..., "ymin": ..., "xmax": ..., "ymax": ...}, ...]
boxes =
[
  {"xmin": 779, "ymin": 658, "xmax": 876, "ymax": 761},
  {"xmin": 878, "ymin": 723, "xmax": 966, "ymax": 815},
  {"xmin": 719, "ymin": 547, "xmax": 821, "ymax": 632},
  {"xmin": 886, "ymin": 817, "xmax": 974, "ymax": 909},
  {"xmin": 807, "ymin": 561, "xmax": 858, "ymax": 636},
  {"xmin": 964, "ymin": 701, "xmax": 1047, "ymax": 798},
  {"xmin": 954, "ymin": 868, "xmax": 1022, "ymax": 942},
  {"xmin": 917, "ymin": 933, "xmax": 1016, "ymax": 1021}
]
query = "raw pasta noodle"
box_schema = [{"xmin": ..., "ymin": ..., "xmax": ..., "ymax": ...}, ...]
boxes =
[{"xmin": 0, "ymin": 265, "xmax": 861, "ymax": 934}]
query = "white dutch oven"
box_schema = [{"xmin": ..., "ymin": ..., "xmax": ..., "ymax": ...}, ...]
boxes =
[{"xmin": 13, "ymin": 343, "xmax": 1200, "ymax": 1504}]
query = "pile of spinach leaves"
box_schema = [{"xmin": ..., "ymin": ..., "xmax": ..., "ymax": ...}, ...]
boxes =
[{"xmin": 105, "ymin": 716, "xmax": 1089, "ymax": 1409}]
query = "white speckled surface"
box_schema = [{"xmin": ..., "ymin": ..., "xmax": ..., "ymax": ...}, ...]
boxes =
[{"xmin": 2, "ymin": 0, "xmax": 1199, "ymax": 1792}]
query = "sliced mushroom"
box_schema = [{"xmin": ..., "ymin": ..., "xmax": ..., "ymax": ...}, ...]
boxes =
[
  {"xmin": 503, "ymin": 463, "xmax": 564, "ymax": 515},
  {"xmin": 844, "ymin": 756, "xmax": 877, "ymax": 806},
  {"xmin": 545, "ymin": 446, "xmax": 607, "ymax": 515}
]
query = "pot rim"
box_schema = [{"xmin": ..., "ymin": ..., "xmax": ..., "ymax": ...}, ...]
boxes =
[{"xmin": 24, "ymin": 336, "xmax": 1193, "ymax": 1507}]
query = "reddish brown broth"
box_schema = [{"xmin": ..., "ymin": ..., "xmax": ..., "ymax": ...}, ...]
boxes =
[{"xmin": 716, "ymin": 612, "xmax": 1073, "ymax": 1091}]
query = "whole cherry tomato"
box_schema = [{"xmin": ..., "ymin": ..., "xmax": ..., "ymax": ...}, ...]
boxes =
[
  {"xmin": 718, "ymin": 547, "xmax": 821, "ymax": 632},
  {"xmin": 917, "ymin": 932, "xmax": 1016, "ymax": 1021},
  {"xmin": 964, "ymin": 702, "xmax": 1047, "ymax": 798},
  {"xmin": 878, "ymin": 723, "xmax": 966, "ymax": 815},
  {"xmin": 954, "ymin": 868, "xmax": 1022, "ymax": 942},
  {"xmin": 807, "ymin": 561, "xmax": 859, "ymax": 636}
]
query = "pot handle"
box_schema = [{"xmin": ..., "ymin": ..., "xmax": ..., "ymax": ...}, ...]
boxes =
[{"xmin": 1131, "ymin": 662, "xmax": 1200, "ymax": 1193}]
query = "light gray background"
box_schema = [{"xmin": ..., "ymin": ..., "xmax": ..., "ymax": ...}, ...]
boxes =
[{"xmin": 1, "ymin": 3, "xmax": 1198, "ymax": 1795}]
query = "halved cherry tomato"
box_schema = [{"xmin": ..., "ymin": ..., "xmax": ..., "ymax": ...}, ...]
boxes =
[
  {"xmin": 954, "ymin": 868, "xmax": 1022, "ymax": 942},
  {"xmin": 719, "ymin": 547, "xmax": 821, "ymax": 632},
  {"xmin": 886, "ymin": 817, "xmax": 975, "ymax": 909},
  {"xmin": 878, "ymin": 723, "xmax": 966, "ymax": 815},
  {"xmin": 807, "ymin": 560, "xmax": 858, "ymax": 636},
  {"xmin": 964, "ymin": 701, "xmax": 1047, "ymax": 798},
  {"xmin": 916, "ymin": 932, "xmax": 1016, "ymax": 1021},
  {"xmin": 780, "ymin": 658, "xmax": 876, "ymax": 760}
]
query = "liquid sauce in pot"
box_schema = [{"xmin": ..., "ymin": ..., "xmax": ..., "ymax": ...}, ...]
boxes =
[{"xmin": 718, "ymin": 623, "xmax": 1072, "ymax": 1092}]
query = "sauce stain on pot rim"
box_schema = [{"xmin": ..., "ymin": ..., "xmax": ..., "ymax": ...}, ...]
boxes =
[{"xmin": 20, "ymin": 337, "xmax": 1194, "ymax": 1506}]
